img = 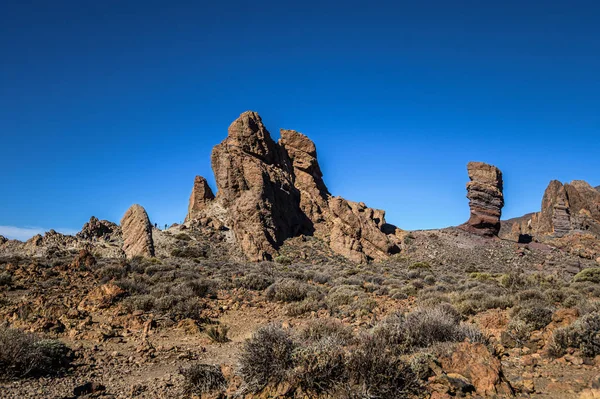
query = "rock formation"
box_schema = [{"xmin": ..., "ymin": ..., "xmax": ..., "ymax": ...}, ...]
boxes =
[
  {"xmin": 536, "ymin": 180, "xmax": 600, "ymax": 237},
  {"xmin": 187, "ymin": 111, "xmax": 400, "ymax": 262},
  {"xmin": 461, "ymin": 162, "xmax": 504, "ymax": 236},
  {"xmin": 77, "ymin": 216, "xmax": 120, "ymax": 241},
  {"xmin": 210, "ymin": 112, "xmax": 310, "ymax": 261},
  {"xmin": 501, "ymin": 179, "xmax": 600, "ymax": 242},
  {"xmin": 185, "ymin": 176, "xmax": 215, "ymax": 222},
  {"xmin": 120, "ymin": 204, "xmax": 154, "ymax": 258},
  {"xmin": 0, "ymin": 235, "xmax": 6, "ymax": 245}
]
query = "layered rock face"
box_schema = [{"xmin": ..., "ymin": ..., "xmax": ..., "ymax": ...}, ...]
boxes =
[
  {"xmin": 120, "ymin": 204, "xmax": 155, "ymax": 258},
  {"xmin": 536, "ymin": 180, "xmax": 600, "ymax": 237},
  {"xmin": 461, "ymin": 162, "xmax": 504, "ymax": 236},
  {"xmin": 185, "ymin": 176, "xmax": 215, "ymax": 222},
  {"xmin": 188, "ymin": 111, "xmax": 400, "ymax": 262}
]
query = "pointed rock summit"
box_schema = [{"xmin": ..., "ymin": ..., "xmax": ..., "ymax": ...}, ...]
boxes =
[
  {"xmin": 187, "ymin": 111, "xmax": 401, "ymax": 262},
  {"xmin": 461, "ymin": 161, "xmax": 504, "ymax": 236},
  {"xmin": 186, "ymin": 176, "xmax": 215, "ymax": 222},
  {"xmin": 120, "ymin": 204, "xmax": 154, "ymax": 258}
]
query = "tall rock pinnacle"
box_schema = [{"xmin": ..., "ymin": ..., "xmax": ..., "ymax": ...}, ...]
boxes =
[
  {"xmin": 461, "ymin": 161, "xmax": 504, "ymax": 236},
  {"xmin": 120, "ymin": 204, "xmax": 155, "ymax": 258}
]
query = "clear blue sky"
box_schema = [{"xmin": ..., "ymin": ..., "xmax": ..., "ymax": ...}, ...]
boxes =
[{"xmin": 1, "ymin": 1, "xmax": 599, "ymax": 240}]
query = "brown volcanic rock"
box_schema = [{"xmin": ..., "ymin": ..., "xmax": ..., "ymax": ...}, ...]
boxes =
[
  {"xmin": 461, "ymin": 162, "xmax": 504, "ymax": 236},
  {"xmin": 276, "ymin": 126, "xmax": 399, "ymax": 262},
  {"xmin": 279, "ymin": 129, "xmax": 330, "ymax": 224},
  {"xmin": 77, "ymin": 216, "xmax": 119, "ymax": 241},
  {"xmin": 187, "ymin": 111, "xmax": 400, "ymax": 262},
  {"xmin": 537, "ymin": 180, "xmax": 600, "ymax": 237},
  {"xmin": 185, "ymin": 175, "xmax": 215, "ymax": 222},
  {"xmin": 210, "ymin": 111, "xmax": 310, "ymax": 261},
  {"xmin": 120, "ymin": 204, "xmax": 154, "ymax": 258}
]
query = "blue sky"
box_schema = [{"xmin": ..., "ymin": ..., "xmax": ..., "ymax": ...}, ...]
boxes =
[{"xmin": 1, "ymin": 1, "xmax": 599, "ymax": 240}]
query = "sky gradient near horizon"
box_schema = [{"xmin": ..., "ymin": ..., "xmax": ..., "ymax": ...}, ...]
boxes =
[{"xmin": 1, "ymin": 1, "xmax": 599, "ymax": 240}]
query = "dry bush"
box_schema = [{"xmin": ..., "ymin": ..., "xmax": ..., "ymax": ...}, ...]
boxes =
[
  {"xmin": 550, "ymin": 311, "xmax": 600, "ymax": 357},
  {"xmin": 238, "ymin": 324, "xmax": 296, "ymax": 392},
  {"xmin": 207, "ymin": 325, "xmax": 230, "ymax": 343},
  {"xmin": 180, "ymin": 363, "xmax": 227, "ymax": 395},
  {"xmin": 0, "ymin": 327, "xmax": 73, "ymax": 379},
  {"xmin": 293, "ymin": 336, "xmax": 347, "ymax": 394},
  {"xmin": 265, "ymin": 279, "xmax": 314, "ymax": 303},
  {"xmin": 344, "ymin": 333, "xmax": 419, "ymax": 399}
]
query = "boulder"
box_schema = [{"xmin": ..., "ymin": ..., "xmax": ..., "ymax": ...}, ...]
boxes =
[
  {"xmin": 439, "ymin": 342, "xmax": 513, "ymax": 396},
  {"xmin": 0, "ymin": 235, "xmax": 6, "ymax": 245},
  {"xmin": 77, "ymin": 216, "xmax": 119, "ymax": 241},
  {"xmin": 461, "ymin": 162, "xmax": 504, "ymax": 236},
  {"xmin": 185, "ymin": 176, "xmax": 215, "ymax": 222},
  {"xmin": 120, "ymin": 204, "xmax": 155, "ymax": 258},
  {"xmin": 78, "ymin": 283, "xmax": 125, "ymax": 311}
]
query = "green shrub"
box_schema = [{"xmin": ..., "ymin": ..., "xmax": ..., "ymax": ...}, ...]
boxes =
[{"xmin": 573, "ymin": 268, "xmax": 600, "ymax": 284}]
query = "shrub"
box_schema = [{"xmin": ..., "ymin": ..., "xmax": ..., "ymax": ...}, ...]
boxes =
[
  {"xmin": 122, "ymin": 295, "xmax": 155, "ymax": 312},
  {"xmin": 345, "ymin": 334, "xmax": 419, "ymax": 398},
  {"xmin": 274, "ymin": 255, "xmax": 292, "ymax": 265},
  {"xmin": 207, "ymin": 325, "xmax": 230, "ymax": 343},
  {"xmin": 573, "ymin": 268, "xmax": 600, "ymax": 284},
  {"xmin": 265, "ymin": 279, "xmax": 312, "ymax": 303},
  {"xmin": 511, "ymin": 302, "xmax": 553, "ymax": 331},
  {"xmin": 0, "ymin": 272, "xmax": 12, "ymax": 286},
  {"xmin": 293, "ymin": 336, "xmax": 346, "ymax": 394},
  {"xmin": 180, "ymin": 363, "xmax": 227, "ymax": 395},
  {"xmin": 97, "ymin": 264, "xmax": 126, "ymax": 281},
  {"xmin": 174, "ymin": 233, "xmax": 192, "ymax": 241},
  {"xmin": 237, "ymin": 273, "xmax": 274, "ymax": 291},
  {"xmin": 238, "ymin": 324, "xmax": 296, "ymax": 392},
  {"xmin": 549, "ymin": 311, "xmax": 600, "ymax": 357},
  {"xmin": 0, "ymin": 327, "xmax": 73, "ymax": 378},
  {"xmin": 409, "ymin": 262, "xmax": 431, "ymax": 270},
  {"xmin": 372, "ymin": 305, "xmax": 485, "ymax": 354},
  {"xmin": 299, "ymin": 319, "xmax": 354, "ymax": 345}
]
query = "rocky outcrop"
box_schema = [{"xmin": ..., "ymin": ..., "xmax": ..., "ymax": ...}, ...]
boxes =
[
  {"xmin": 120, "ymin": 204, "xmax": 154, "ymax": 258},
  {"xmin": 279, "ymin": 129, "xmax": 330, "ymax": 224},
  {"xmin": 279, "ymin": 128, "xmax": 399, "ymax": 262},
  {"xmin": 536, "ymin": 180, "xmax": 600, "ymax": 237},
  {"xmin": 185, "ymin": 176, "xmax": 215, "ymax": 222},
  {"xmin": 188, "ymin": 111, "xmax": 400, "ymax": 262},
  {"xmin": 77, "ymin": 216, "xmax": 120, "ymax": 241},
  {"xmin": 0, "ymin": 236, "xmax": 6, "ymax": 245},
  {"xmin": 210, "ymin": 112, "xmax": 310, "ymax": 261},
  {"xmin": 461, "ymin": 162, "xmax": 504, "ymax": 236}
]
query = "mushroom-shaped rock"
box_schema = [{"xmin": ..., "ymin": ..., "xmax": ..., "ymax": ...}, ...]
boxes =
[{"xmin": 120, "ymin": 204, "xmax": 154, "ymax": 258}]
